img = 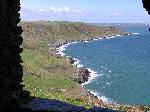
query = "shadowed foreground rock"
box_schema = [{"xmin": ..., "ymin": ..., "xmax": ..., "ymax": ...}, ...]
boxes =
[{"xmin": 22, "ymin": 98, "xmax": 121, "ymax": 112}]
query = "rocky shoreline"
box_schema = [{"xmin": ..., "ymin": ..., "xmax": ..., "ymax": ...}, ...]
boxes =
[
  {"xmin": 55, "ymin": 32, "xmax": 137, "ymax": 82},
  {"xmin": 49, "ymin": 32, "xmax": 149, "ymax": 112},
  {"xmin": 54, "ymin": 32, "xmax": 137, "ymax": 103},
  {"xmin": 67, "ymin": 57, "xmax": 91, "ymax": 84},
  {"xmin": 55, "ymin": 32, "xmax": 133, "ymax": 49},
  {"xmin": 20, "ymin": 21, "xmax": 147, "ymax": 111}
]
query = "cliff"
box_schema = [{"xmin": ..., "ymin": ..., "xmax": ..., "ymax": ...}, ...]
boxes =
[
  {"xmin": 20, "ymin": 21, "xmax": 124, "ymax": 51},
  {"xmin": 20, "ymin": 21, "xmax": 149, "ymax": 112},
  {"xmin": 20, "ymin": 21, "xmax": 122, "ymax": 110}
]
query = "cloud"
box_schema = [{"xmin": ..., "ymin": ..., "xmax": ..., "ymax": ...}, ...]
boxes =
[
  {"xmin": 111, "ymin": 11, "xmax": 147, "ymax": 17},
  {"xmin": 20, "ymin": 6, "xmax": 86, "ymax": 21},
  {"xmin": 112, "ymin": 11, "xmax": 122, "ymax": 16},
  {"xmin": 20, "ymin": 5, "xmax": 149, "ymax": 23},
  {"xmin": 38, "ymin": 6, "xmax": 85, "ymax": 14}
]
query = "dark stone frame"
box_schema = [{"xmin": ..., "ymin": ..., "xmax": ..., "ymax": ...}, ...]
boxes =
[{"xmin": 0, "ymin": 0, "xmax": 25, "ymax": 110}]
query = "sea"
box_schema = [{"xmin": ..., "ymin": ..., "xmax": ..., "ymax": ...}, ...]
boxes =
[{"xmin": 62, "ymin": 24, "xmax": 150, "ymax": 105}]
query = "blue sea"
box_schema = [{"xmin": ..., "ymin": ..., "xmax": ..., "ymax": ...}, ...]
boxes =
[{"xmin": 64, "ymin": 24, "xmax": 150, "ymax": 105}]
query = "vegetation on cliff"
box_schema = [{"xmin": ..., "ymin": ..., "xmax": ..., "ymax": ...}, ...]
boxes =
[
  {"xmin": 20, "ymin": 21, "xmax": 148, "ymax": 111},
  {"xmin": 21, "ymin": 21, "xmax": 122, "ymax": 108}
]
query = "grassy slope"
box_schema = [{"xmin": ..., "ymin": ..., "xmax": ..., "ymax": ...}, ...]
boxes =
[
  {"xmin": 21, "ymin": 21, "xmax": 118, "ymax": 108},
  {"xmin": 20, "ymin": 21, "xmax": 148, "ymax": 111},
  {"xmin": 22, "ymin": 49, "xmax": 96, "ymax": 108}
]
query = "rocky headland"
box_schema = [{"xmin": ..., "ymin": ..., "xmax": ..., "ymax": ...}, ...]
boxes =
[{"xmin": 20, "ymin": 21, "xmax": 149, "ymax": 112}]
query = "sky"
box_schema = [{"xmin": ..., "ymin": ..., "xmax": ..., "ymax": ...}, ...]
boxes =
[{"xmin": 20, "ymin": 0, "xmax": 150, "ymax": 23}]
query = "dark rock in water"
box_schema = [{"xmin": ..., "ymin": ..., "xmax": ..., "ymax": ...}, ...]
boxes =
[
  {"xmin": 78, "ymin": 68, "xmax": 90, "ymax": 77},
  {"xmin": 123, "ymin": 33, "xmax": 128, "ymax": 35},
  {"xmin": 68, "ymin": 57, "xmax": 76, "ymax": 64},
  {"xmin": 125, "ymin": 33, "xmax": 131, "ymax": 35},
  {"xmin": 73, "ymin": 68, "xmax": 90, "ymax": 84},
  {"xmin": 55, "ymin": 44, "xmax": 61, "ymax": 48},
  {"xmin": 55, "ymin": 42, "xmax": 64, "ymax": 48}
]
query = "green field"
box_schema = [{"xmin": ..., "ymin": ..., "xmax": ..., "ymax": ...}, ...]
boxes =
[{"xmin": 22, "ymin": 48, "xmax": 97, "ymax": 108}]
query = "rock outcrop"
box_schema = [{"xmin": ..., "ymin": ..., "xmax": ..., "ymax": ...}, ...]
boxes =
[
  {"xmin": 73, "ymin": 68, "xmax": 90, "ymax": 84},
  {"xmin": 67, "ymin": 57, "xmax": 76, "ymax": 64}
]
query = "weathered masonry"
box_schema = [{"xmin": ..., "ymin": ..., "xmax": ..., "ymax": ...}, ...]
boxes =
[{"xmin": 0, "ymin": 0, "xmax": 26, "ymax": 110}]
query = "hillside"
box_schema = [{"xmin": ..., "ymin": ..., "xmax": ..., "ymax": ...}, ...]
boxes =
[
  {"xmin": 20, "ymin": 21, "xmax": 124, "ymax": 52},
  {"xmin": 20, "ymin": 21, "xmax": 148, "ymax": 111}
]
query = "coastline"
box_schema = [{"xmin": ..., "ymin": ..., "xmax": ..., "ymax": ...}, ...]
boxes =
[
  {"xmin": 55, "ymin": 32, "xmax": 139, "ymax": 104},
  {"xmin": 21, "ymin": 21, "xmax": 149, "ymax": 111}
]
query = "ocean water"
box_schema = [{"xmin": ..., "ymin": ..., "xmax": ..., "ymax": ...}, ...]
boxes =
[{"xmin": 64, "ymin": 25, "xmax": 150, "ymax": 105}]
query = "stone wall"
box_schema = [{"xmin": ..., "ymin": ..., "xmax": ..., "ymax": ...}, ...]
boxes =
[
  {"xmin": 143, "ymin": 0, "xmax": 150, "ymax": 15},
  {"xmin": 0, "ymin": 0, "xmax": 25, "ymax": 110}
]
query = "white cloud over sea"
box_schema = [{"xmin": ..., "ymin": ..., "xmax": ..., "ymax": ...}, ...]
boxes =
[
  {"xmin": 20, "ymin": 2, "xmax": 86, "ymax": 21},
  {"xmin": 20, "ymin": 0, "xmax": 150, "ymax": 23},
  {"xmin": 38, "ymin": 7, "xmax": 85, "ymax": 14}
]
